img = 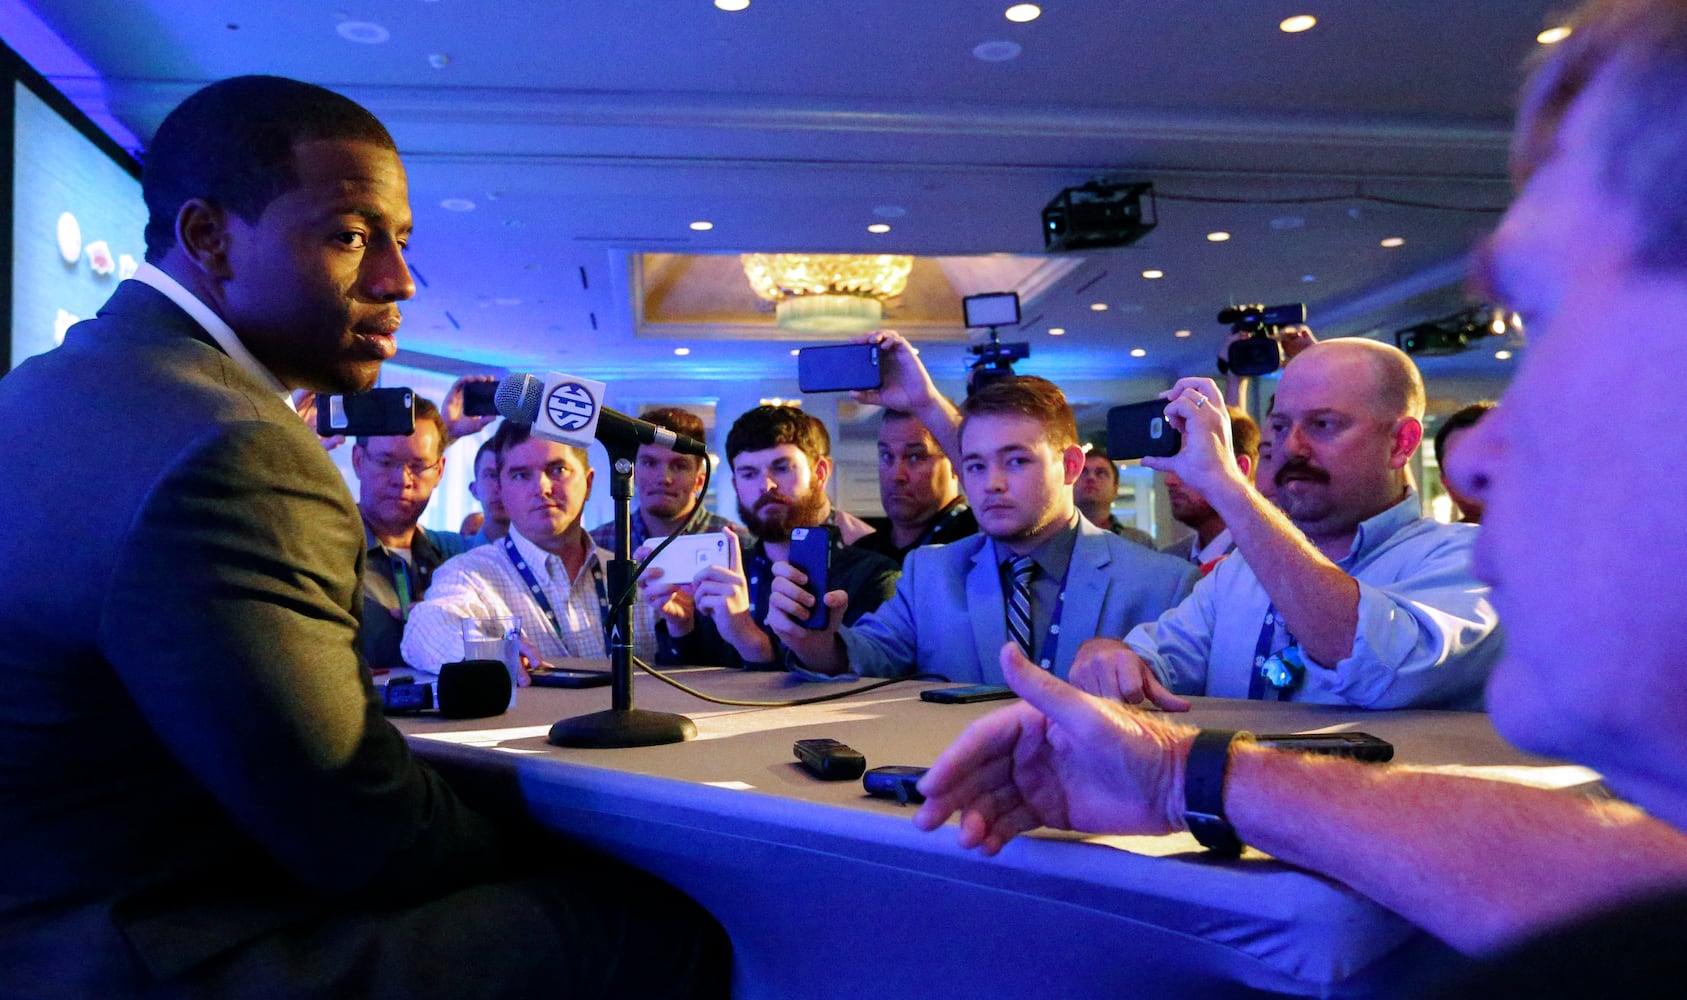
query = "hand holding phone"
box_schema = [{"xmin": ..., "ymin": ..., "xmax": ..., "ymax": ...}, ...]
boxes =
[
  {"xmin": 797, "ymin": 344, "xmax": 881, "ymax": 393},
  {"xmin": 1107, "ymin": 399, "xmax": 1181, "ymax": 461},
  {"xmin": 316, "ymin": 388, "xmax": 415, "ymax": 437},
  {"xmin": 784, "ymin": 527, "xmax": 832, "ymax": 629}
]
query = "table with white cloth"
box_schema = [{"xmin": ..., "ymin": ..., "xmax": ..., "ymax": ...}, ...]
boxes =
[{"xmin": 393, "ymin": 667, "xmax": 1592, "ymax": 999}]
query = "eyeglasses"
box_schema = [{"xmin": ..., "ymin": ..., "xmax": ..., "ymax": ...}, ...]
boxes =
[{"xmin": 369, "ymin": 455, "xmax": 443, "ymax": 480}]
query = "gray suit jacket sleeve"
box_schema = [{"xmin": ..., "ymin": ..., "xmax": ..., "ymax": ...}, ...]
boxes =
[{"xmin": 96, "ymin": 419, "xmax": 505, "ymax": 899}]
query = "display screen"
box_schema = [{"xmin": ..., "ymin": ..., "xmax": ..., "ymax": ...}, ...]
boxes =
[{"xmin": 6, "ymin": 63, "xmax": 145, "ymax": 373}]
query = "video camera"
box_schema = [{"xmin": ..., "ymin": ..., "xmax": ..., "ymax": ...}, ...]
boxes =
[
  {"xmin": 1216, "ymin": 302, "xmax": 1307, "ymax": 376},
  {"xmin": 963, "ymin": 291, "xmax": 1029, "ymax": 395}
]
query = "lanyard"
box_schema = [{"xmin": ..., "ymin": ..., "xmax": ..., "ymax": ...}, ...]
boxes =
[
  {"xmin": 390, "ymin": 555, "xmax": 413, "ymax": 619},
  {"xmin": 499, "ymin": 535, "xmax": 610, "ymax": 648},
  {"xmin": 910, "ymin": 500, "xmax": 970, "ymax": 551},
  {"xmin": 1002, "ymin": 556, "xmax": 1070, "ymax": 673},
  {"xmin": 1248, "ymin": 603, "xmax": 1305, "ymax": 700}
]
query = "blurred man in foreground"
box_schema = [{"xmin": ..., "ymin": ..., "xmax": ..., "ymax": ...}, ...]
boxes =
[{"xmin": 914, "ymin": 3, "xmax": 1687, "ymax": 987}]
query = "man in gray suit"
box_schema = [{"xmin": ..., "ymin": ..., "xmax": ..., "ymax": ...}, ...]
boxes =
[
  {"xmin": 775, "ymin": 376, "xmax": 1196, "ymax": 685},
  {"xmin": 0, "ymin": 76, "xmax": 724, "ymax": 998}
]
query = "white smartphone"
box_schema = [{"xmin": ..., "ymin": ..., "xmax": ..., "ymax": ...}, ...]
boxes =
[{"xmin": 643, "ymin": 531, "xmax": 733, "ymax": 587}]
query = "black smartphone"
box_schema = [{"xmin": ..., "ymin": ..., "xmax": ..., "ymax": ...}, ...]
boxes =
[
  {"xmin": 920, "ymin": 683, "xmax": 1018, "ymax": 705},
  {"xmin": 793, "ymin": 738, "xmax": 867, "ymax": 781},
  {"xmin": 786, "ymin": 527, "xmax": 831, "ymax": 629},
  {"xmin": 316, "ymin": 388, "xmax": 415, "ymax": 437},
  {"xmin": 1254, "ymin": 732, "xmax": 1395, "ymax": 763},
  {"xmin": 462, "ymin": 380, "xmax": 500, "ymax": 417},
  {"xmin": 863, "ymin": 765, "xmax": 928, "ymax": 805},
  {"xmin": 797, "ymin": 344, "xmax": 881, "ymax": 393},
  {"xmin": 528, "ymin": 668, "xmax": 612, "ymax": 689},
  {"xmin": 1107, "ymin": 399, "xmax": 1181, "ymax": 461}
]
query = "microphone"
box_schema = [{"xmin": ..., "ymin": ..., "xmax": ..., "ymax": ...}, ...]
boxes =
[{"xmin": 494, "ymin": 372, "xmax": 707, "ymax": 457}]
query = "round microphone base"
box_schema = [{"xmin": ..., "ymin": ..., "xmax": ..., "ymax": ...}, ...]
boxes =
[{"xmin": 548, "ymin": 708, "xmax": 697, "ymax": 749}]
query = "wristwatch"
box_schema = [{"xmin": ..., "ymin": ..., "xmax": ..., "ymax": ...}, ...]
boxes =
[{"xmin": 1183, "ymin": 728, "xmax": 1253, "ymax": 855}]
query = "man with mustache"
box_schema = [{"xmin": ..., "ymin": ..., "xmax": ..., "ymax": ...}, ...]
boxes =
[
  {"xmin": 647, "ymin": 404, "xmax": 898, "ymax": 669},
  {"xmin": 916, "ymin": 3, "xmax": 1687, "ymax": 985},
  {"xmin": 1071, "ymin": 338, "xmax": 1501, "ymax": 709},
  {"xmin": 588, "ymin": 406, "xmax": 740, "ymax": 551}
]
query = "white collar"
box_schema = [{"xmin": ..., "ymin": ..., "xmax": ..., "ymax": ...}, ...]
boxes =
[
  {"xmin": 509, "ymin": 523, "xmax": 601, "ymax": 583},
  {"xmin": 132, "ymin": 262, "xmax": 293, "ymax": 408}
]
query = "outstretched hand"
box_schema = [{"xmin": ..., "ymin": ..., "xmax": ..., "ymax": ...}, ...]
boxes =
[{"xmin": 913, "ymin": 643, "xmax": 1196, "ymax": 855}]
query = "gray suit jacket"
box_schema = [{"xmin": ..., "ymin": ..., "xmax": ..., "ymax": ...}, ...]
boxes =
[
  {"xmin": 0, "ymin": 282, "xmax": 504, "ymax": 995},
  {"xmin": 840, "ymin": 517, "xmax": 1198, "ymax": 683}
]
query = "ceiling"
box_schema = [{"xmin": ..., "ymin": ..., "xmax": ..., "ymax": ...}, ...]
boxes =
[{"xmin": 9, "ymin": 0, "xmax": 1558, "ymax": 396}]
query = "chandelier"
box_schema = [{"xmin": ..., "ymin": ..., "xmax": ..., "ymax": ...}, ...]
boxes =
[{"xmin": 740, "ymin": 253, "xmax": 914, "ymax": 333}]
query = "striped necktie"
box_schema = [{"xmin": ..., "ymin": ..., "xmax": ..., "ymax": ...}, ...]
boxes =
[{"xmin": 1006, "ymin": 555, "xmax": 1035, "ymax": 657}]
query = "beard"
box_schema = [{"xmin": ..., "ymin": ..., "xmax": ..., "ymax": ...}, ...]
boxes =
[{"xmin": 739, "ymin": 485, "xmax": 829, "ymax": 543}]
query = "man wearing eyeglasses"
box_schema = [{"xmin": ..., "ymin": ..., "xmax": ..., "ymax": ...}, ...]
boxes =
[{"xmin": 352, "ymin": 394, "xmax": 470, "ymax": 671}]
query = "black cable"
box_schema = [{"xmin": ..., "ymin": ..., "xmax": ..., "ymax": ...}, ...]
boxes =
[
  {"xmin": 1156, "ymin": 189, "xmax": 1506, "ymax": 214},
  {"xmin": 632, "ymin": 657, "xmax": 950, "ymax": 708}
]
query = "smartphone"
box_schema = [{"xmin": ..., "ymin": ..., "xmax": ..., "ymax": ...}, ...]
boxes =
[
  {"xmin": 644, "ymin": 532, "xmax": 733, "ymax": 587},
  {"xmin": 786, "ymin": 527, "xmax": 831, "ymax": 629},
  {"xmin": 527, "ymin": 668, "xmax": 612, "ymax": 689},
  {"xmin": 920, "ymin": 683, "xmax": 1018, "ymax": 705},
  {"xmin": 863, "ymin": 765, "xmax": 928, "ymax": 805},
  {"xmin": 317, "ymin": 388, "xmax": 415, "ymax": 437},
  {"xmin": 1107, "ymin": 399, "xmax": 1181, "ymax": 461},
  {"xmin": 797, "ymin": 344, "xmax": 881, "ymax": 393},
  {"xmin": 1254, "ymin": 732, "xmax": 1395, "ymax": 763},
  {"xmin": 462, "ymin": 380, "xmax": 500, "ymax": 417}
]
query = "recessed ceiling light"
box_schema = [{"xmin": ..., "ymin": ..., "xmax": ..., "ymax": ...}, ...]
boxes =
[
  {"xmin": 427, "ymin": 53, "xmax": 450, "ymax": 69},
  {"xmin": 1302, "ymin": 274, "xmax": 1317, "ymax": 282},
  {"xmin": 1206, "ymin": 231, "xmax": 1231, "ymax": 242},
  {"xmin": 1495, "ymin": 350, "xmax": 1513, "ymax": 360},
  {"xmin": 972, "ymin": 40, "xmax": 1023, "ymax": 62},
  {"xmin": 1537, "ymin": 25, "xmax": 1571, "ymax": 45},
  {"xmin": 1004, "ymin": 3, "xmax": 1041, "ymax": 22},
  {"xmin": 674, "ymin": 347, "xmax": 692, "ymax": 356},
  {"xmin": 789, "ymin": 349, "xmax": 800, "ymax": 356},
  {"xmin": 1090, "ymin": 302, "xmax": 1108, "ymax": 311},
  {"xmin": 336, "ymin": 20, "xmax": 390, "ymax": 44},
  {"xmin": 714, "ymin": 0, "xmax": 750, "ymax": 11},
  {"xmin": 1174, "ymin": 329, "xmax": 1192, "ymax": 338},
  {"xmin": 689, "ymin": 221, "xmax": 714, "ymax": 231},
  {"xmin": 1130, "ymin": 348, "xmax": 1148, "ymax": 358},
  {"xmin": 1279, "ymin": 14, "xmax": 1317, "ymax": 33},
  {"xmin": 1047, "ymin": 327, "xmax": 1065, "ymax": 336},
  {"xmin": 1380, "ymin": 236, "xmax": 1405, "ymax": 248},
  {"xmin": 867, "ymin": 223, "xmax": 891, "ymax": 234},
  {"xmin": 1142, "ymin": 269, "xmax": 1164, "ymax": 279},
  {"xmin": 440, "ymin": 198, "xmax": 476, "ymax": 212}
]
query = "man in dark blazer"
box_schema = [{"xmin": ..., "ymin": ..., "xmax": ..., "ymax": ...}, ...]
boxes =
[
  {"xmin": 775, "ymin": 376, "xmax": 1196, "ymax": 685},
  {"xmin": 0, "ymin": 76, "xmax": 723, "ymax": 998}
]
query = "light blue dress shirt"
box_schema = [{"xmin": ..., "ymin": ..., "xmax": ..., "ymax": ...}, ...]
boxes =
[{"xmin": 1124, "ymin": 492, "xmax": 1501, "ymax": 709}]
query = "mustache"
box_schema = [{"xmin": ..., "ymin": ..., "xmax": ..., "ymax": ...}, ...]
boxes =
[
  {"xmin": 1275, "ymin": 457, "xmax": 1331, "ymax": 488},
  {"xmin": 754, "ymin": 491, "xmax": 797, "ymax": 511}
]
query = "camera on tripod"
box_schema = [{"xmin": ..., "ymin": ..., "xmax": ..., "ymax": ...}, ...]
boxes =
[
  {"xmin": 1216, "ymin": 302, "xmax": 1307, "ymax": 376},
  {"xmin": 963, "ymin": 292, "xmax": 1030, "ymax": 395}
]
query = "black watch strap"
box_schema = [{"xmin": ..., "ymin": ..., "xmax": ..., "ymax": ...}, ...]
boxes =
[{"xmin": 1183, "ymin": 728, "xmax": 1252, "ymax": 855}]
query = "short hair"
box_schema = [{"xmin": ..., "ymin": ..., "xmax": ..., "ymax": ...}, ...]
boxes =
[
  {"xmin": 494, "ymin": 421, "xmax": 588, "ymax": 473},
  {"xmin": 143, "ymin": 76, "xmax": 396, "ymax": 262},
  {"xmin": 958, "ymin": 376, "xmax": 1079, "ymax": 452},
  {"xmin": 354, "ymin": 395, "xmax": 445, "ymax": 457},
  {"xmin": 1083, "ymin": 448, "xmax": 1120, "ymax": 486},
  {"xmin": 474, "ymin": 419, "xmax": 518, "ymax": 472},
  {"xmin": 1514, "ymin": 0, "xmax": 1687, "ymax": 272},
  {"xmin": 1228, "ymin": 408, "xmax": 1262, "ymax": 462},
  {"xmin": 1433, "ymin": 401, "xmax": 1498, "ymax": 467},
  {"xmin": 725, "ymin": 405, "xmax": 828, "ymax": 468},
  {"xmin": 641, "ymin": 406, "xmax": 707, "ymax": 445}
]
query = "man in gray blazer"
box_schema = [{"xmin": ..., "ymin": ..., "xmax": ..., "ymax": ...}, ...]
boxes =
[
  {"xmin": 0, "ymin": 76, "xmax": 723, "ymax": 998},
  {"xmin": 775, "ymin": 376, "xmax": 1196, "ymax": 685}
]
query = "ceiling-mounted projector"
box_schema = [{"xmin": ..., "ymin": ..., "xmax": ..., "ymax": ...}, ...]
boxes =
[{"xmin": 1042, "ymin": 181, "xmax": 1157, "ymax": 252}]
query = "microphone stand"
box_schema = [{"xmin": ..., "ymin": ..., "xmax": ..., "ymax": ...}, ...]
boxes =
[{"xmin": 548, "ymin": 439, "xmax": 696, "ymax": 748}]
